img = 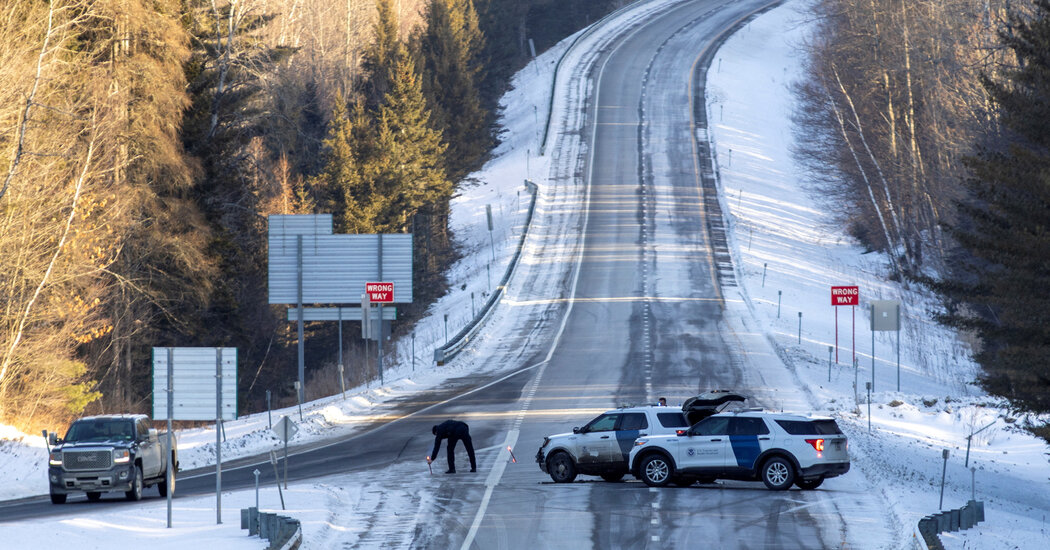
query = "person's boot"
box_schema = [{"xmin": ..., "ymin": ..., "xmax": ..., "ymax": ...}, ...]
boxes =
[
  {"xmin": 470, "ymin": 467, "xmax": 477, "ymax": 472},
  {"xmin": 445, "ymin": 469, "xmax": 456, "ymax": 474}
]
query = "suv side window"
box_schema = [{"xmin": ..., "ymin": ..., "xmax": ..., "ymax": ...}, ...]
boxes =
[
  {"xmin": 585, "ymin": 414, "xmax": 620, "ymax": 432},
  {"xmin": 730, "ymin": 417, "xmax": 770, "ymax": 436},
  {"xmin": 692, "ymin": 416, "xmax": 730, "ymax": 436},
  {"xmin": 618, "ymin": 413, "xmax": 648, "ymax": 431},
  {"xmin": 657, "ymin": 412, "xmax": 688, "ymax": 428}
]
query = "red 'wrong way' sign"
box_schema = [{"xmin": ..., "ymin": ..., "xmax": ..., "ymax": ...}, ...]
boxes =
[
  {"xmin": 366, "ymin": 282, "xmax": 394, "ymax": 303},
  {"xmin": 831, "ymin": 286, "xmax": 859, "ymax": 306}
]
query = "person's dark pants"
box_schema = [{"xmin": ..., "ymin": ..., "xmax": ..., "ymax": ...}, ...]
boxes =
[{"xmin": 446, "ymin": 435, "xmax": 477, "ymax": 472}]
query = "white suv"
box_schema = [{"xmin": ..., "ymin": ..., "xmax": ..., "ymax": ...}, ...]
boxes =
[
  {"xmin": 536, "ymin": 393, "xmax": 746, "ymax": 483},
  {"xmin": 628, "ymin": 411, "xmax": 849, "ymax": 490}
]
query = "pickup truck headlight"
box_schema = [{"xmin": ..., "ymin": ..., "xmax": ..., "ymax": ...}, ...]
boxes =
[
  {"xmin": 49, "ymin": 451, "xmax": 62, "ymax": 466},
  {"xmin": 113, "ymin": 449, "xmax": 130, "ymax": 463}
]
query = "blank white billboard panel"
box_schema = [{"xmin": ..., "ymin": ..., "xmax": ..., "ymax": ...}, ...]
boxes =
[{"xmin": 152, "ymin": 347, "xmax": 237, "ymax": 421}]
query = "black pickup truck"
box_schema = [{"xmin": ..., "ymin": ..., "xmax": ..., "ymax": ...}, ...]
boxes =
[{"xmin": 45, "ymin": 414, "xmax": 178, "ymax": 504}]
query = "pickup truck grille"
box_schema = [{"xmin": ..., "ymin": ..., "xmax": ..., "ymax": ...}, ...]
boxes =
[{"xmin": 63, "ymin": 450, "xmax": 113, "ymax": 471}]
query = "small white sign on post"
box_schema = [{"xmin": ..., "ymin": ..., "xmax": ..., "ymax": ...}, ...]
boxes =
[{"xmin": 151, "ymin": 347, "xmax": 237, "ymax": 526}]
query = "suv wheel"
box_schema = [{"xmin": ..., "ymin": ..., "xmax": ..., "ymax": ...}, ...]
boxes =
[
  {"xmin": 547, "ymin": 452, "xmax": 577, "ymax": 483},
  {"xmin": 795, "ymin": 477, "xmax": 824, "ymax": 490},
  {"xmin": 126, "ymin": 466, "xmax": 143, "ymax": 501},
  {"xmin": 86, "ymin": 491, "xmax": 102, "ymax": 501},
  {"xmin": 761, "ymin": 456, "xmax": 795, "ymax": 491},
  {"xmin": 639, "ymin": 454, "xmax": 673, "ymax": 487},
  {"xmin": 49, "ymin": 491, "xmax": 66, "ymax": 505}
]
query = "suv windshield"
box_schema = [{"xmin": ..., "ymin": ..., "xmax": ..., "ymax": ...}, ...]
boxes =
[{"xmin": 65, "ymin": 420, "xmax": 135, "ymax": 442}]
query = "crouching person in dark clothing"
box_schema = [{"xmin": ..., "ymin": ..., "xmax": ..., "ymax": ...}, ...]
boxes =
[{"xmin": 429, "ymin": 420, "xmax": 477, "ymax": 473}]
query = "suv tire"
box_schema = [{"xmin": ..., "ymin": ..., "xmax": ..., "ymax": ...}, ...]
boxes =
[
  {"xmin": 795, "ymin": 477, "xmax": 824, "ymax": 490},
  {"xmin": 49, "ymin": 491, "xmax": 66, "ymax": 504},
  {"xmin": 639, "ymin": 454, "xmax": 673, "ymax": 487},
  {"xmin": 86, "ymin": 491, "xmax": 102, "ymax": 501},
  {"xmin": 547, "ymin": 452, "xmax": 578, "ymax": 483},
  {"xmin": 761, "ymin": 456, "xmax": 795, "ymax": 491}
]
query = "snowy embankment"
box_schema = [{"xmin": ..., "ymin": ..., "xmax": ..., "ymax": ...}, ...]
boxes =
[{"xmin": 706, "ymin": 1, "xmax": 1050, "ymax": 548}]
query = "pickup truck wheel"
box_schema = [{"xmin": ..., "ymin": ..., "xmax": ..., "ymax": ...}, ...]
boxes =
[
  {"xmin": 49, "ymin": 492, "xmax": 66, "ymax": 504},
  {"xmin": 86, "ymin": 491, "xmax": 102, "ymax": 501},
  {"xmin": 547, "ymin": 452, "xmax": 577, "ymax": 483},
  {"xmin": 639, "ymin": 454, "xmax": 672, "ymax": 487},
  {"xmin": 126, "ymin": 466, "xmax": 143, "ymax": 501},
  {"xmin": 158, "ymin": 471, "xmax": 175, "ymax": 497},
  {"xmin": 761, "ymin": 456, "xmax": 795, "ymax": 491}
]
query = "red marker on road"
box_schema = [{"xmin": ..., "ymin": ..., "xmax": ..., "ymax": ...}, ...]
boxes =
[{"xmin": 507, "ymin": 445, "xmax": 517, "ymax": 463}]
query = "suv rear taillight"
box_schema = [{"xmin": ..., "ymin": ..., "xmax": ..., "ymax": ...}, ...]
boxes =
[{"xmin": 805, "ymin": 438, "xmax": 824, "ymax": 452}]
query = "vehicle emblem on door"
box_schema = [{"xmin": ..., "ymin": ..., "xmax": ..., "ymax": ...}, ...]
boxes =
[{"xmin": 687, "ymin": 448, "xmax": 695, "ymax": 456}]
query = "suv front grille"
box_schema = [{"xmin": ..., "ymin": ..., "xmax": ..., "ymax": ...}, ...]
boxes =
[{"xmin": 62, "ymin": 450, "xmax": 113, "ymax": 471}]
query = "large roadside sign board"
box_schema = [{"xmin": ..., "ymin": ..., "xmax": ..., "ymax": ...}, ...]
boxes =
[
  {"xmin": 267, "ymin": 215, "xmax": 412, "ymax": 304},
  {"xmin": 152, "ymin": 347, "xmax": 237, "ymax": 421}
]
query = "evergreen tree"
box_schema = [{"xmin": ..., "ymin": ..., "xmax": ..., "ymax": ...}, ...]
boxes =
[
  {"xmin": 940, "ymin": 0, "xmax": 1050, "ymax": 412},
  {"xmin": 418, "ymin": 0, "xmax": 491, "ymax": 180},
  {"xmin": 370, "ymin": 45, "xmax": 451, "ymax": 233},
  {"xmin": 310, "ymin": 102, "xmax": 379, "ymax": 233},
  {"xmin": 361, "ymin": 0, "xmax": 402, "ymax": 112}
]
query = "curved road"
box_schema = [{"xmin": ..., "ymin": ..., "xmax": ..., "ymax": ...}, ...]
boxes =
[{"xmin": 1, "ymin": 1, "xmax": 858, "ymax": 548}]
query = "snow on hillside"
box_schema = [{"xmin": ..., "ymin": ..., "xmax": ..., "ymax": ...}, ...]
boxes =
[{"xmin": 705, "ymin": 2, "xmax": 1050, "ymax": 548}]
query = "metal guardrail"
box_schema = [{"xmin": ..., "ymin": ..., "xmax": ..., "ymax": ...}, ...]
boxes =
[
  {"xmin": 434, "ymin": 180, "xmax": 538, "ymax": 365},
  {"xmin": 540, "ymin": 0, "xmax": 648, "ymax": 155},
  {"xmin": 916, "ymin": 500, "xmax": 985, "ymax": 550},
  {"xmin": 241, "ymin": 507, "xmax": 302, "ymax": 550}
]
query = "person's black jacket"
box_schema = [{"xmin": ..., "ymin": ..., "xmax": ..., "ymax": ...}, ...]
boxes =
[{"xmin": 431, "ymin": 420, "xmax": 469, "ymax": 459}]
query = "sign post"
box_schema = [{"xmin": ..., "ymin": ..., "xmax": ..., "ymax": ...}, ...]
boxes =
[
  {"xmin": 831, "ymin": 286, "xmax": 859, "ymax": 365},
  {"xmin": 870, "ymin": 300, "xmax": 901, "ymax": 392},
  {"xmin": 215, "ymin": 347, "xmax": 222, "ymax": 525},
  {"xmin": 273, "ymin": 416, "xmax": 298, "ymax": 490},
  {"xmin": 165, "ymin": 348, "xmax": 173, "ymax": 528},
  {"xmin": 152, "ymin": 347, "xmax": 237, "ymax": 527}
]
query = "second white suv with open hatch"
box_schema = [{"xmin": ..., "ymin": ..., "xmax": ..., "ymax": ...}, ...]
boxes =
[{"xmin": 628, "ymin": 410, "xmax": 849, "ymax": 490}]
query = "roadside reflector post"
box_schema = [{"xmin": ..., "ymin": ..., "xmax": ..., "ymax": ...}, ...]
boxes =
[
  {"xmin": 266, "ymin": 390, "xmax": 272, "ymax": 429},
  {"xmin": 797, "ymin": 311, "xmax": 802, "ymax": 344},
  {"xmin": 777, "ymin": 290, "xmax": 782, "ymax": 318},
  {"xmin": 970, "ymin": 466, "xmax": 976, "ymax": 501},
  {"xmin": 828, "ymin": 346, "xmax": 833, "ymax": 383},
  {"xmin": 939, "ymin": 449, "xmax": 950, "ymax": 510},
  {"xmin": 254, "ymin": 468, "xmax": 260, "ymax": 510},
  {"xmin": 865, "ymin": 382, "xmax": 872, "ymax": 433}
]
